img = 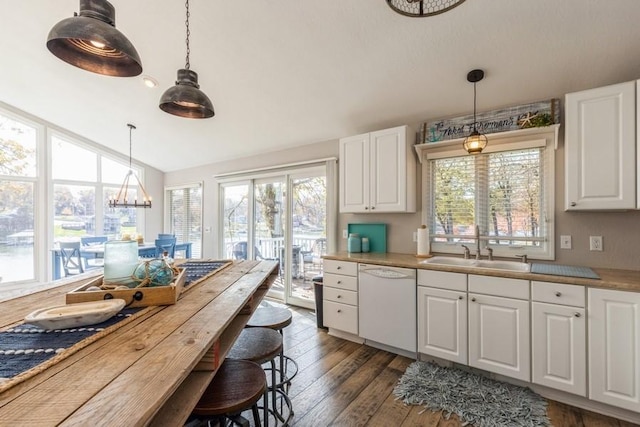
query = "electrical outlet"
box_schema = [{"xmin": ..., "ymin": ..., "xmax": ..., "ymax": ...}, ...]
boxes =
[
  {"xmin": 343, "ymin": 229, "xmax": 348, "ymax": 239},
  {"xmin": 560, "ymin": 235, "xmax": 572, "ymax": 249},
  {"xmin": 413, "ymin": 231, "xmax": 418, "ymax": 242},
  {"xmin": 589, "ymin": 235, "xmax": 603, "ymax": 251}
]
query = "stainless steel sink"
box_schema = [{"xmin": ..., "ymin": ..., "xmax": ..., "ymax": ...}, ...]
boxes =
[{"xmin": 420, "ymin": 256, "xmax": 530, "ymax": 272}]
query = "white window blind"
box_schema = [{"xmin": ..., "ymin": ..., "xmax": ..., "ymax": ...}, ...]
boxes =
[
  {"xmin": 430, "ymin": 147, "xmax": 547, "ymax": 256},
  {"xmin": 167, "ymin": 183, "xmax": 202, "ymax": 258}
]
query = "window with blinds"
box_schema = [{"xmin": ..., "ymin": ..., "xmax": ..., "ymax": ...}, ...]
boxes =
[
  {"xmin": 166, "ymin": 183, "xmax": 203, "ymax": 258},
  {"xmin": 430, "ymin": 147, "xmax": 548, "ymax": 257}
]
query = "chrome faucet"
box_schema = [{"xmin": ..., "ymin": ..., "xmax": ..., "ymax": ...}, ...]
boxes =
[
  {"xmin": 461, "ymin": 244, "xmax": 470, "ymax": 259},
  {"xmin": 475, "ymin": 225, "xmax": 481, "ymax": 260}
]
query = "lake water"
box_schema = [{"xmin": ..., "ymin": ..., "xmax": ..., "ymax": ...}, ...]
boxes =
[{"xmin": 0, "ymin": 245, "xmax": 35, "ymax": 282}]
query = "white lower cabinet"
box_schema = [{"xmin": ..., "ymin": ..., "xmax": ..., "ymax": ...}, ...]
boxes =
[
  {"xmin": 468, "ymin": 275, "xmax": 530, "ymax": 382},
  {"xmin": 532, "ymin": 302, "xmax": 586, "ymax": 396},
  {"xmin": 323, "ymin": 260, "xmax": 359, "ymax": 335},
  {"xmin": 417, "ymin": 270, "xmax": 468, "ymax": 364},
  {"xmin": 532, "ymin": 281, "xmax": 586, "ymax": 396},
  {"xmin": 589, "ymin": 288, "xmax": 640, "ymax": 412}
]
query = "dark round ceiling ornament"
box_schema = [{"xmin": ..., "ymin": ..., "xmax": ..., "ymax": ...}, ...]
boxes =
[{"xmin": 386, "ymin": 0, "xmax": 466, "ymax": 17}]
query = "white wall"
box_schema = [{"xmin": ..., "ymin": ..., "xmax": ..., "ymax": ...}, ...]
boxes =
[{"xmin": 165, "ymin": 119, "xmax": 640, "ymax": 272}]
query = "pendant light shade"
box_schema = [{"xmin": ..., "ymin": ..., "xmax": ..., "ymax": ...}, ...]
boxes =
[
  {"xmin": 108, "ymin": 124, "xmax": 152, "ymax": 209},
  {"xmin": 46, "ymin": 0, "xmax": 142, "ymax": 77},
  {"xmin": 463, "ymin": 69, "xmax": 488, "ymax": 154},
  {"xmin": 160, "ymin": 0, "xmax": 214, "ymax": 119},
  {"xmin": 159, "ymin": 69, "xmax": 214, "ymax": 118}
]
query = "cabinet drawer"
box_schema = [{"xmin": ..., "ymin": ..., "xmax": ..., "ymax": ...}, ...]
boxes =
[
  {"xmin": 532, "ymin": 281, "xmax": 585, "ymax": 307},
  {"xmin": 418, "ymin": 270, "xmax": 467, "ymax": 292},
  {"xmin": 323, "ymin": 300, "xmax": 358, "ymax": 335},
  {"xmin": 324, "ymin": 286, "xmax": 358, "ymax": 305},
  {"xmin": 324, "ymin": 273, "xmax": 358, "ymax": 291},
  {"xmin": 323, "ymin": 259, "xmax": 357, "ymax": 276},
  {"xmin": 469, "ymin": 275, "xmax": 529, "ymax": 300}
]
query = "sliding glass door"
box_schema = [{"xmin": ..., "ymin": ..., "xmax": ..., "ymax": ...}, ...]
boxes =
[{"xmin": 220, "ymin": 165, "xmax": 328, "ymax": 309}]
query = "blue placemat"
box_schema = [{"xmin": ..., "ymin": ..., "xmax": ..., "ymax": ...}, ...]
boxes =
[
  {"xmin": 181, "ymin": 260, "xmax": 232, "ymax": 288},
  {"xmin": 531, "ymin": 263, "xmax": 600, "ymax": 279},
  {"xmin": 0, "ymin": 307, "xmax": 145, "ymax": 383}
]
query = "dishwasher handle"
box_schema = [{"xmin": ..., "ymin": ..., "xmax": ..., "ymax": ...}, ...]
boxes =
[{"xmin": 358, "ymin": 264, "xmax": 416, "ymax": 279}]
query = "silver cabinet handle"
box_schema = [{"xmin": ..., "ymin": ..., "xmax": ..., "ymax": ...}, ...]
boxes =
[
  {"xmin": 574, "ymin": 312, "xmax": 581, "ymax": 318},
  {"xmin": 337, "ymin": 280, "xmax": 342, "ymax": 284},
  {"xmin": 371, "ymin": 206, "xmax": 375, "ymax": 210},
  {"xmin": 555, "ymin": 292, "xmax": 562, "ymax": 297},
  {"xmin": 458, "ymin": 296, "xmax": 463, "ymax": 300},
  {"xmin": 471, "ymin": 297, "xmax": 476, "ymax": 302},
  {"xmin": 337, "ymin": 309, "xmax": 342, "ymax": 313},
  {"xmin": 337, "ymin": 294, "xmax": 342, "ymax": 298},
  {"xmin": 337, "ymin": 266, "xmax": 342, "ymax": 270},
  {"xmin": 570, "ymin": 202, "xmax": 577, "ymax": 207},
  {"xmin": 364, "ymin": 207, "xmax": 369, "ymax": 210}
]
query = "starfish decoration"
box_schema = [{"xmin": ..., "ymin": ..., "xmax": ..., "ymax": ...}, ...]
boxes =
[{"xmin": 518, "ymin": 112, "xmax": 539, "ymax": 129}]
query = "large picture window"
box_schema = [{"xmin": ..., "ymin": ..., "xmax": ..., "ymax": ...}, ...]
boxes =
[{"xmin": 425, "ymin": 131, "xmax": 555, "ymax": 260}]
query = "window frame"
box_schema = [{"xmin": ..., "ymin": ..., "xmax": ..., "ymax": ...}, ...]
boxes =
[{"xmin": 418, "ymin": 126, "xmax": 558, "ymax": 261}]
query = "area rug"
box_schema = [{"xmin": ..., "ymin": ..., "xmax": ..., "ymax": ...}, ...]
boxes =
[{"xmin": 394, "ymin": 361, "xmax": 551, "ymax": 427}]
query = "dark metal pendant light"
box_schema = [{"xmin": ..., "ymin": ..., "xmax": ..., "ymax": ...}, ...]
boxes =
[
  {"xmin": 46, "ymin": 0, "xmax": 142, "ymax": 77},
  {"xmin": 159, "ymin": 0, "xmax": 214, "ymax": 119},
  {"xmin": 463, "ymin": 69, "xmax": 488, "ymax": 154}
]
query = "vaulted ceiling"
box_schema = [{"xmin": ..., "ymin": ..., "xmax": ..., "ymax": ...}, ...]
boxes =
[{"xmin": 2, "ymin": 1, "xmax": 640, "ymax": 172}]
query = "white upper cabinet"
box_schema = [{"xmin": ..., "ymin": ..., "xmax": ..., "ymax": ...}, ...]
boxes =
[
  {"xmin": 339, "ymin": 125, "xmax": 416, "ymax": 213},
  {"xmin": 565, "ymin": 80, "xmax": 637, "ymax": 210}
]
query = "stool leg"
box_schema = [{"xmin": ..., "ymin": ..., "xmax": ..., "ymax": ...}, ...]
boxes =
[{"xmin": 252, "ymin": 403, "xmax": 262, "ymax": 427}]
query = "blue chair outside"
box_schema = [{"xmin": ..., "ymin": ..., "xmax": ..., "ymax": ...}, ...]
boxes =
[
  {"xmin": 158, "ymin": 233, "xmax": 175, "ymax": 240},
  {"xmin": 80, "ymin": 236, "xmax": 108, "ymax": 246},
  {"xmin": 155, "ymin": 238, "xmax": 176, "ymax": 258},
  {"xmin": 59, "ymin": 241, "xmax": 84, "ymax": 276},
  {"xmin": 80, "ymin": 236, "xmax": 107, "ymax": 267}
]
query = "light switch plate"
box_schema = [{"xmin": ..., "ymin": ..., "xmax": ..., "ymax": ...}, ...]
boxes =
[{"xmin": 560, "ymin": 235, "xmax": 572, "ymax": 249}]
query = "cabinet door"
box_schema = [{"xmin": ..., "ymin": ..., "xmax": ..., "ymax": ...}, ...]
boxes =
[
  {"xmin": 339, "ymin": 133, "xmax": 370, "ymax": 213},
  {"xmin": 417, "ymin": 286, "xmax": 467, "ymax": 364},
  {"xmin": 323, "ymin": 300, "xmax": 358, "ymax": 335},
  {"xmin": 469, "ymin": 293, "xmax": 530, "ymax": 381},
  {"xmin": 589, "ymin": 288, "xmax": 640, "ymax": 412},
  {"xmin": 565, "ymin": 81, "xmax": 636, "ymax": 210},
  {"xmin": 369, "ymin": 126, "xmax": 409, "ymax": 212},
  {"xmin": 532, "ymin": 302, "xmax": 586, "ymax": 396}
]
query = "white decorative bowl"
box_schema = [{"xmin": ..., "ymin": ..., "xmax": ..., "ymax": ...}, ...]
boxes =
[{"xmin": 24, "ymin": 299, "xmax": 126, "ymax": 330}]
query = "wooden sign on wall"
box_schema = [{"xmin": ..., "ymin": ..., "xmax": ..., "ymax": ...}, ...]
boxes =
[{"xmin": 421, "ymin": 99, "xmax": 560, "ymax": 143}]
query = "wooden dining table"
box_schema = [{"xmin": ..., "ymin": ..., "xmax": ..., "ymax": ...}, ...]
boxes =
[{"xmin": 0, "ymin": 259, "xmax": 278, "ymax": 426}]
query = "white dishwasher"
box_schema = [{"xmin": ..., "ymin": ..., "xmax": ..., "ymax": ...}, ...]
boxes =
[{"xmin": 358, "ymin": 264, "xmax": 416, "ymax": 353}]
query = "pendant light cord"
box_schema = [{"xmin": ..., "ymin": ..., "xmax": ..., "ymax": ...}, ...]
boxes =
[
  {"xmin": 472, "ymin": 81, "xmax": 477, "ymax": 132},
  {"xmin": 184, "ymin": 0, "xmax": 191, "ymax": 70},
  {"xmin": 127, "ymin": 123, "xmax": 136, "ymax": 170}
]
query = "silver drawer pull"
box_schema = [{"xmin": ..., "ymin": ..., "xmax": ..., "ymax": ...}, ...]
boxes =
[
  {"xmin": 337, "ymin": 295, "xmax": 342, "ymax": 298},
  {"xmin": 337, "ymin": 280, "xmax": 342, "ymax": 284},
  {"xmin": 574, "ymin": 312, "xmax": 581, "ymax": 318},
  {"xmin": 458, "ymin": 296, "xmax": 463, "ymax": 300},
  {"xmin": 337, "ymin": 266, "xmax": 342, "ymax": 270},
  {"xmin": 471, "ymin": 297, "xmax": 476, "ymax": 302},
  {"xmin": 337, "ymin": 309, "xmax": 342, "ymax": 313},
  {"xmin": 555, "ymin": 292, "xmax": 562, "ymax": 297}
]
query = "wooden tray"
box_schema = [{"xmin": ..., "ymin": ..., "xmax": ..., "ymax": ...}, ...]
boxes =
[{"xmin": 66, "ymin": 268, "xmax": 186, "ymax": 308}]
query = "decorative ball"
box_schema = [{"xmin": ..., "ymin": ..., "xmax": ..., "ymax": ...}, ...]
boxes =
[{"xmin": 133, "ymin": 259, "xmax": 175, "ymax": 287}]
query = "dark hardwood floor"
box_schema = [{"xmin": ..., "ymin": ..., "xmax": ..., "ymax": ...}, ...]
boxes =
[{"xmin": 252, "ymin": 303, "xmax": 639, "ymax": 427}]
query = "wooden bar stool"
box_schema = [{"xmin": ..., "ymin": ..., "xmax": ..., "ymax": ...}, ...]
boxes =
[
  {"xmin": 246, "ymin": 307, "xmax": 299, "ymax": 393},
  {"xmin": 227, "ymin": 327, "xmax": 293, "ymax": 426},
  {"xmin": 191, "ymin": 359, "xmax": 266, "ymax": 427}
]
